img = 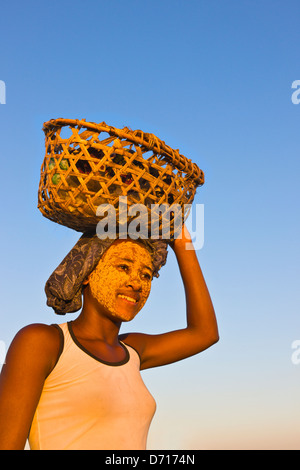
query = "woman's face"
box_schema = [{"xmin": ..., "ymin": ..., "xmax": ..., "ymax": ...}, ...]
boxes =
[{"xmin": 87, "ymin": 241, "xmax": 154, "ymax": 322}]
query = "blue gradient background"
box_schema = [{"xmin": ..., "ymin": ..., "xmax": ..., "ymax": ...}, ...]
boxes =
[{"xmin": 0, "ymin": 0, "xmax": 299, "ymax": 449}]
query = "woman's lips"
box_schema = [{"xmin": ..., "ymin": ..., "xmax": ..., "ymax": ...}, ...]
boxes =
[{"xmin": 117, "ymin": 293, "xmax": 139, "ymax": 304}]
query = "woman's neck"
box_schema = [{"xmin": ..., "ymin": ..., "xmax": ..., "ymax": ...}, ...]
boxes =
[{"xmin": 72, "ymin": 298, "xmax": 122, "ymax": 346}]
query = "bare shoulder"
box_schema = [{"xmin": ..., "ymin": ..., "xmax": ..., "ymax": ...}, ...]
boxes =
[
  {"xmin": 11, "ymin": 323, "xmax": 61, "ymax": 349},
  {"xmin": 5, "ymin": 323, "xmax": 63, "ymax": 376},
  {"xmin": 119, "ymin": 332, "xmax": 148, "ymax": 358}
]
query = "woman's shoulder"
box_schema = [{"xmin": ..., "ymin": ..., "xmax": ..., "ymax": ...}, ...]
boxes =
[
  {"xmin": 6, "ymin": 323, "xmax": 63, "ymax": 374},
  {"xmin": 13, "ymin": 323, "xmax": 62, "ymax": 344}
]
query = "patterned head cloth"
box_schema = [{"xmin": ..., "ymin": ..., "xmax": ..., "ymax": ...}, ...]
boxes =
[{"xmin": 45, "ymin": 232, "xmax": 168, "ymax": 315}]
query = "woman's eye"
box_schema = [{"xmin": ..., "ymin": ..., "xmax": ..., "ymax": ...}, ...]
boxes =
[
  {"xmin": 119, "ymin": 264, "xmax": 129, "ymax": 271},
  {"xmin": 142, "ymin": 272, "xmax": 152, "ymax": 281}
]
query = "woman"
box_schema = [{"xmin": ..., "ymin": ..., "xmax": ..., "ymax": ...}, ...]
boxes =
[{"xmin": 0, "ymin": 226, "xmax": 219, "ymax": 450}]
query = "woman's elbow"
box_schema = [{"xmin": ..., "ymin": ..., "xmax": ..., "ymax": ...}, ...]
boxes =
[
  {"xmin": 210, "ymin": 332, "xmax": 220, "ymax": 346},
  {"xmin": 203, "ymin": 328, "xmax": 220, "ymax": 350}
]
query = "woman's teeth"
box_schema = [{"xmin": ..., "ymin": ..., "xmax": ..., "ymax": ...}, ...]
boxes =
[{"xmin": 117, "ymin": 294, "xmax": 137, "ymax": 303}]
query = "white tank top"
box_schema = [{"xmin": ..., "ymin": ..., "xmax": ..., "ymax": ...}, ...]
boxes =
[{"xmin": 28, "ymin": 322, "xmax": 156, "ymax": 450}]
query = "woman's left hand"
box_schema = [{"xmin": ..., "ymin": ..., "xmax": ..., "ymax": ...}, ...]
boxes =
[{"xmin": 169, "ymin": 224, "xmax": 193, "ymax": 252}]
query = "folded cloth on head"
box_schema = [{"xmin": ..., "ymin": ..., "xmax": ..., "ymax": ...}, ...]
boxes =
[{"xmin": 45, "ymin": 233, "xmax": 168, "ymax": 315}]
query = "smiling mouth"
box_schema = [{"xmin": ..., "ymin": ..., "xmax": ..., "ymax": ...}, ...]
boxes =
[{"xmin": 117, "ymin": 294, "xmax": 138, "ymax": 304}]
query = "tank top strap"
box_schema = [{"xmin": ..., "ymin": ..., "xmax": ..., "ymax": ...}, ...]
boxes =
[{"xmin": 50, "ymin": 323, "xmax": 66, "ymax": 371}]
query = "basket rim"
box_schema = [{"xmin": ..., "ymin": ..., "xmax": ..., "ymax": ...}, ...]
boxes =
[{"xmin": 43, "ymin": 118, "xmax": 204, "ymax": 186}]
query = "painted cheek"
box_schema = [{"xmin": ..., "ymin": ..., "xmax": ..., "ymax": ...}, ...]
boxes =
[
  {"xmin": 139, "ymin": 280, "xmax": 151, "ymax": 309},
  {"xmin": 88, "ymin": 263, "xmax": 126, "ymax": 315}
]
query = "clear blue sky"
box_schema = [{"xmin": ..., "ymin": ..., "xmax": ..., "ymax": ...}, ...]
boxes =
[{"xmin": 0, "ymin": 0, "xmax": 299, "ymax": 449}]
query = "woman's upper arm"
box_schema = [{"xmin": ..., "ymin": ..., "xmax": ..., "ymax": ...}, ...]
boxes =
[
  {"xmin": 0, "ymin": 323, "xmax": 61, "ymax": 450},
  {"xmin": 121, "ymin": 328, "xmax": 219, "ymax": 370}
]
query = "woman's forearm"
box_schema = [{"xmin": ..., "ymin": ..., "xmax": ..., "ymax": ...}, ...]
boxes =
[{"xmin": 172, "ymin": 232, "xmax": 219, "ymax": 342}]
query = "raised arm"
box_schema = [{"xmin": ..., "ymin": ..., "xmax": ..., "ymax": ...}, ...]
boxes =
[{"xmin": 121, "ymin": 226, "xmax": 219, "ymax": 369}]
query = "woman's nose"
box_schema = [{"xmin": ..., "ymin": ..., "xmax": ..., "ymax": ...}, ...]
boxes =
[{"xmin": 127, "ymin": 276, "xmax": 142, "ymax": 291}]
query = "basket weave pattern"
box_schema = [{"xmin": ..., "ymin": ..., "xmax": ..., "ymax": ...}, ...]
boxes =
[{"xmin": 38, "ymin": 119, "xmax": 204, "ymax": 234}]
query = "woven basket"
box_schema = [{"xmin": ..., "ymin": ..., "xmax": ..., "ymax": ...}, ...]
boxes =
[{"xmin": 38, "ymin": 118, "xmax": 204, "ymax": 236}]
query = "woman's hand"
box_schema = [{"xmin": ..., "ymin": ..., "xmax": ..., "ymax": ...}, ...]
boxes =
[{"xmin": 169, "ymin": 224, "xmax": 193, "ymax": 252}]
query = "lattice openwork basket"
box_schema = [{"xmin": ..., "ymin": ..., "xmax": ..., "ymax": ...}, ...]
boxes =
[{"xmin": 38, "ymin": 118, "xmax": 204, "ymax": 236}]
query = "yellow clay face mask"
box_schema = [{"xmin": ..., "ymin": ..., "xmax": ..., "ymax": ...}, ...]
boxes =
[{"xmin": 88, "ymin": 241, "xmax": 153, "ymax": 321}]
